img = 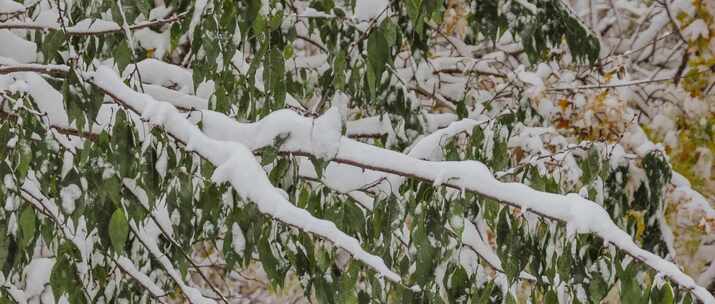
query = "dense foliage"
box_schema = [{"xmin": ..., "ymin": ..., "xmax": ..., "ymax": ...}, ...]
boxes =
[{"xmin": 0, "ymin": 0, "xmax": 714, "ymax": 303}]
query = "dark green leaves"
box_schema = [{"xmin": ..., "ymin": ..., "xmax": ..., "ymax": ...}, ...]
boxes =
[
  {"xmin": 111, "ymin": 111, "xmax": 136, "ymax": 178},
  {"xmin": 257, "ymin": 230, "xmax": 285, "ymax": 288},
  {"xmin": 333, "ymin": 49, "xmax": 347, "ymax": 91},
  {"xmin": 109, "ymin": 208, "xmax": 129, "ymax": 254},
  {"xmin": 472, "ymin": 0, "xmax": 601, "ymax": 63},
  {"xmin": 651, "ymin": 282, "xmax": 674, "ymax": 304},
  {"xmin": 113, "ymin": 40, "xmax": 133, "ymax": 73},
  {"xmin": 41, "ymin": 31, "xmax": 66, "ymax": 63},
  {"xmin": 618, "ymin": 261, "xmax": 646, "ymax": 303},
  {"xmin": 0, "ymin": 223, "xmax": 8, "ymax": 276},
  {"xmin": 588, "ymin": 274, "xmax": 608, "ymax": 303},
  {"xmin": 50, "ymin": 252, "xmax": 84, "ymax": 303},
  {"xmin": 264, "ymin": 47, "xmax": 286, "ymax": 108},
  {"xmin": 367, "ymin": 26, "xmax": 389, "ymax": 99}
]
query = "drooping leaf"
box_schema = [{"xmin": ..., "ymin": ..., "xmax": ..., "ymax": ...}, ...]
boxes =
[{"xmin": 109, "ymin": 208, "xmax": 129, "ymax": 254}]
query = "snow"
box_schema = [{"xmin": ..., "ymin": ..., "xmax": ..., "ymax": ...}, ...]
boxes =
[
  {"xmin": 116, "ymin": 256, "xmax": 165, "ymax": 297},
  {"xmin": 143, "ymin": 84, "xmax": 208, "ymax": 109},
  {"xmin": 328, "ymin": 138, "xmax": 714, "ymax": 302},
  {"xmin": 516, "ymin": 66, "xmax": 545, "ymax": 98},
  {"xmin": 0, "ymin": 0, "xmax": 24, "ymax": 14},
  {"xmin": 131, "ymin": 219, "xmax": 216, "ymax": 304},
  {"xmin": 0, "ymin": 30, "xmax": 36, "ymax": 63},
  {"xmin": 353, "ymin": 0, "xmax": 389, "ymax": 21},
  {"xmin": 514, "ymin": 0, "xmax": 537, "ymax": 14},
  {"xmin": 34, "ymin": 10, "xmax": 60, "ymax": 28},
  {"xmin": 67, "ymin": 19, "xmax": 121, "ymax": 32},
  {"xmin": 286, "ymin": 54, "xmax": 329, "ymax": 71},
  {"xmin": 59, "ymin": 184, "xmax": 81, "ymax": 214},
  {"xmin": 683, "ymin": 19, "xmax": 709, "ymax": 40},
  {"xmin": 630, "ymin": 10, "xmax": 668, "ymax": 52},
  {"xmin": 345, "ymin": 114, "xmax": 403, "ymax": 144},
  {"xmin": 134, "ymin": 28, "xmax": 170, "ymax": 59},
  {"xmin": 462, "ymin": 220, "xmax": 535, "ymax": 281},
  {"xmin": 22, "ymin": 257, "xmax": 55, "ymax": 299},
  {"xmin": 148, "ymin": 5, "xmax": 173, "ymax": 20},
  {"xmin": 311, "ymin": 106, "xmax": 343, "ymax": 159},
  {"xmin": 187, "ymin": 0, "xmax": 208, "ymax": 39},
  {"xmin": 302, "ymin": 7, "xmax": 333, "ymax": 18},
  {"xmin": 126, "ymin": 59, "xmax": 194, "ymax": 93}
]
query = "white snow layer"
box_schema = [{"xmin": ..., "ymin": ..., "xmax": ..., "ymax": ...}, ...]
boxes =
[
  {"xmin": 0, "ymin": 0, "xmax": 24, "ymax": 14},
  {"xmin": 116, "ymin": 256, "xmax": 165, "ymax": 297},
  {"xmin": 0, "ymin": 30, "xmax": 37, "ymax": 63},
  {"xmin": 354, "ymin": 0, "xmax": 389, "ymax": 21}
]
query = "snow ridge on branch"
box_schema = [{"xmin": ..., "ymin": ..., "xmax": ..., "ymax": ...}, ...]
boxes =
[{"xmin": 88, "ymin": 66, "xmax": 402, "ymax": 284}]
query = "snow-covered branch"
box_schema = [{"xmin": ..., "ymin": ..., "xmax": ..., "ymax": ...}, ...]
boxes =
[
  {"xmin": 86, "ymin": 66, "xmax": 402, "ymax": 284},
  {"xmin": 0, "ymin": 13, "xmax": 187, "ymax": 35}
]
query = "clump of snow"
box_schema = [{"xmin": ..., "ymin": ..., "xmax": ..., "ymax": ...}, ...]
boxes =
[
  {"xmin": 134, "ymin": 28, "xmax": 170, "ymax": 59},
  {"xmin": 302, "ymin": 7, "xmax": 333, "ymax": 18},
  {"xmin": 354, "ymin": 0, "xmax": 389, "ymax": 21},
  {"xmin": 187, "ymin": 0, "xmax": 208, "ymax": 39},
  {"xmin": 312, "ymin": 106, "xmax": 343, "ymax": 159},
  {"xmin": 67, "ymin": 19, "xmax": 121, "ymax": 32},
  {"xmin": 116, "ymin": 256, "xmax": 165, "ymax": 297},
  {"xmin": 516, "ymin": 66, "xmax": 545, "ymax": 98},
  {"xmin": 0, "ymin": 0, "xmax": 24, "ymax": 14},
  {"xmin": 683, "ymin": 19, "xmax": 709, "ymax": 40},
  {"xmin": 148, "ymin": 5, "xmax": 172, "ymax": 20},
  {"xmin": 59, "ymin": 184, "xmax": 81, "ymax": 214},
  {"xmin": 22, "ymin": 258, "xmax": 55, "ymax": 299},
  {"xmin": 127, "ymin": 59, "xmax": 194, "ymax": 93},
  {"xmin": 0, "ymin": 30, "xmax": 37, "ymax": 63}
]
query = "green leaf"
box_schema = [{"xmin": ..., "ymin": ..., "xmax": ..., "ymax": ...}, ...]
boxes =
[
  {"xmin": 109, "ymin": 208, "xmax": 129, "ymax": 254},
  {"xmin": 310, "ymin": 156, "xmax": 326, "ymax": 179},
  {"xmin": 0, "ymin": 223, "xmax": 8, "ymax": 275},
  {"xmin": 19, "ymin": 207, "xmax": 36, "ymax": 248},
  {"xmin": 619, "ymin": 262, "xmax": 644, "ymax": 303},
  {"xmin": 334, "ymin": 49, "xmax": 347, "ymax": 90},
  {"xmin": 588, "ymin": 275, "xmax": 608, "ymax": 303},
  {"xmin": 113, "ymin": 40, "xmax": 133, "ymax": 73},
  {"xmin": 41, "ymin": 31, "xmax": 65, "ymax": 63},
  {"xmin": 269, "ymin": 48, "xmax": 286, "ymax": 107},
  {"xmin": 269, "ymin": 158, "xmax": 290, "ymax": 184},
  {"xmin": 261, "ymin": 147, "xmax": 277, "ymax": 166},
  {"xmin": 545, "ymin": 290, "xmax": 558, "ymax": 304},
  {"xmin": 135, "ymin": 0, "xmax": 152, "ymax": 18},
  {"xmin": 367, "ymin": 27, "xmax": 389, "ymax": 99},
  {"xmin": 653, "ymin": 282, "xmax": 674, "ymax": 304},
  {"xmin": 338, "ymin": 264, "xmax": 359, "ymax": 304},
  {"xmin": 16, "ymin": 145, "xmax": 32, "ymax": 181},
  {"xmin": 257, "ymin": 233, "xmax": 283, "ymax": 287}
]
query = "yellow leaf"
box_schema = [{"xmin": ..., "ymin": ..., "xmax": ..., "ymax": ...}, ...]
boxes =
[
  {"xmin": 558, "ymin": 98, "xmax": 570, "ymax": 110},
  {"xmin": 626, "ymin": 210, "xmax": 646, "ymax": 241}
]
